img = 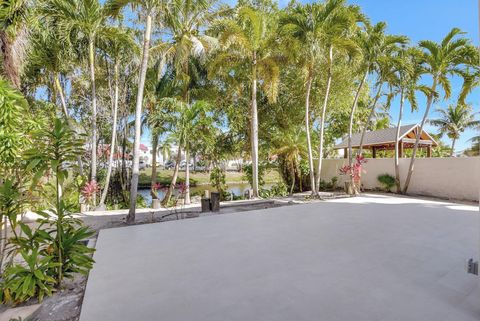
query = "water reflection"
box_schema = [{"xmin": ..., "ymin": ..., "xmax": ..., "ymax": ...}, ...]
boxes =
[{"xmin": 138, "ymin": 183, "xmax": 272, "ymax": 206}]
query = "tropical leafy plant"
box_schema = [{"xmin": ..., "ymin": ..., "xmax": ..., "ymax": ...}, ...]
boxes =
[
  {"xmin": 210, "ymin": 167, "xmax": 227, "ymax": 198},
  {"xmin": 430, "ymin": 103, "xmax": 479, "ymax": 156},
  {"xmin": 211, "ymin": 4, "xmax": 282, "ymax": 198},
  {"xmin": 1, "ymin": 249, "xmax": 58, "ymax": 304},
  {"xmin": 377, "ymin": 174, "xmax": 395, "ymax": 192},
  {"xmin": 243, "ymin": 163, "xmax": 266, "ymax": 189},
  {"xmin": 403, "ymin": 28, "xmax": 477, "ymax": 192},
  {"xmin": 24, "ymin": 118, "xmax": 94, "ymax": 285}
]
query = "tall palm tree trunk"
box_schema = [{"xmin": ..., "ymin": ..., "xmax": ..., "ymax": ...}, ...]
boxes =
[
  {"xmin": 358, "ymin": 83, "xmax": 383, "ymax": 155},
  {"xmin": 88, "ymin": 38, "xmax": 98, "ymax": 206},
  {"xmin": 55, "ymin": 74, "xmax": 84, "ymax": 176},
  {"xmin": 403, "ymin": 79, "xmax": 437, "ymax": 193},
  {"xmin": 127, "ymin": 13, "xmax": 153, "ymax": 224},
  {"xmin": 120, "ymin": 116, "xmax": 129, "ymax": 203},
  {"xmin": 251, "ymin": 51, "xmax": 259, "ymax": 197},
  {"xmin": 290, "ymin": 164, "xmax": 296, "ymax": 196},
  {"xmin": 99, "ymin": 62, "xmax": 120, "ymax": 207},
  {"xmin": 0, "ymin": 216, "xmax": 7, "ymax": 274},
  {"xmin": 305, "ymin": 73, "xmax": 316, "ymax": 195},
  {"xmin": 315, "ymin": 46, "xmax": 333, "ymax": 193},
  {"xmin": 55, "ymin": 75, "xmax": 70, "ymax": 118},
  {"xmin": 185, "ymin": 148, "xmax": 190, "ymax": 205},
  {"xmin": 0, "ymin": 32, "xmax": 21, "ymax": 89},
  {"xmin": 450, "ymin": 138, "xmax": 456, "ymax": 157},
  {"xmin": 150, "ymin": 134, "xmax": 159, "ymax": 199},
  {"xmin": 347, "ymin": 70, "xmax": 368, "ymax": 190},
  {"xmin": 394, "ymin": 89, "xmax": 404, "ymax": 193},
  {"xmin": 163, "ymin": 146, "xmax": 182, "ymax": 206}
]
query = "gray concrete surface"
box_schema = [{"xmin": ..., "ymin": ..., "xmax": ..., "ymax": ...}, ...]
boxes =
[{"xmin": 79, "ymin": 194, "xmax": 480, "ymax": 321}]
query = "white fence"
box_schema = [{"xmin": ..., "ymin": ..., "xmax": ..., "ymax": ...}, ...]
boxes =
[{"xmin": 320, "ymin": 157, "xmax": 480, "ymax": 202}]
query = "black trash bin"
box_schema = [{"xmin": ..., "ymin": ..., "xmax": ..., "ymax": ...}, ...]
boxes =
[
  {"xmin": 201, "ymin": 198, "xmax": 211, "ymax": 212},
  {"xmin": 210, "ymin": 192, "xmax": 220, "ymax": 212}
]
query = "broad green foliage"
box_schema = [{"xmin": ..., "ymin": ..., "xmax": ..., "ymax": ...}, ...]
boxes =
[
  {"xmin": 1, "ymin": 118, "xmax": 95, "ymax": 304},
  {"xmin": 259, "ymin": 182, "xmax": 288, "ymax": 198},
  {"xmin": 1, "ymin": 249, "xmax": 58, "ymax": 304},
  {"xmin": 377, "ymin": 174, "xmax": 395, "ymax": 192},
  {"xmin": 0, "ymin": 78, "xmax": 28, "ymax": 173},
  {"xmin": 243, "ymin": 163, "xmax": 266, "ymax": 187},
  {"xmin": 430, "ymin": 103, "xmax": 480, "ymax": 156},
  {"xmin": 209, "ymin": 167, "xmax": 227, "ymax": 197}
]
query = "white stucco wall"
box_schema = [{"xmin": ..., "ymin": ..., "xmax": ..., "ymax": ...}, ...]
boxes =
[{"xmin": 320, "ymin": 157, "xmax": 480, "ymax": 202}]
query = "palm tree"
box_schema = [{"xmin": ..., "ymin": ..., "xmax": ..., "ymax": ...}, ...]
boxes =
[
  {"xmin": 403, "ymin": 28, "xmax": 476, "ymax": 193},
  {"xmin": 25, "ymin": 27, "xmax": 88, "ymax": 175},
  {"xmin": 0, "ymin": 0, "xmax": 30, "ymax": 88},
  {"xmin": 388, "ymin": 47, "xmax": 427, "ymax": 192},
  {"xmin": 272, "ymin": 127, "xmax": 307, "ymax": 195},
  {"xmin": 312, "ymin": 0, "xmax": 360, "ymax": 194},
  {"xmin": 146, "ymin": 96, "xmax": 172, "ymax": 200},
  {"xmin": 279, "ymin": 3, "xmax": 341, "ymax": 195},
  {"xmin": 27, "ymin": 29, "xmax": 72, "ymax": 116},
  {"xmin": 106, "ymin": 0, "xmax": 168, "ymax": 223},
  {"xmin": 430, "ymin": 103, "xmax": 479, "ymax": 156},
  {"xmin": 44, "ymin": 0, "xmax": 115, "ymax": 199},
  {"xmin": 98, "ymin": 27, "xmax": 137, "ymax": 208},
  {"xmin": 357, "ymin": 33, "xmax": 409, "ymax": 155},
  {"xmin": 211, "ymin": 5, "xmax": 281, "ymax": 198},
  {"xmin": 346, "ymin": 22, "xmax": 389, "ymax": 191},
  {"xmin": 139, "ymin": 64, "xmax": 173, "ymax": 201},
  {"xmin": 160, "ymin": 99, "xmax": 209, "ymax": 206},
  {"xmin": 464, "ymin": 136, "xmax": 480, "ymax": 156},
  {"xmin": 150, "ymin": 0, "xmax": 218, "ymax": 204},
  {"xmin": 159, "ymin": 137, "xmax": 173, "ymax": 166},
  {"xmin": 458, "ymin": 68, "xmax": 479, "ymax": 105},
  {"xmin": 127, "ymin": 12, "xmax": 153, "ymax": 223}
]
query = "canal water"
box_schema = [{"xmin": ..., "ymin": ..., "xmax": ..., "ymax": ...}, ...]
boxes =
[{"xmin": 138, "ymin": 183, "xmax": 272, "ymax": 206}]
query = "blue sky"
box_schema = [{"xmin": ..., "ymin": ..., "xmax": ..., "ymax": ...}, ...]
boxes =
[
  {"xmin": 344, "ymin": 0, "xmax": 479, "ymax": 152},
  {"xmin": 143, "ymin": 0, "xmax": 479, "ymax": 152}
]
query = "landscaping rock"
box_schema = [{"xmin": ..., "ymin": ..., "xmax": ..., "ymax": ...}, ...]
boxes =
[
  {"xmin": 0, "ymin": 304, "xmax": 41, "ymax": 321},
  {"xmin": 29, "ymin": 276, "xmax": 87, "ymax": 321},
  {"xmin": 30, "ymin": 292, "xmax": 83, "ymax": 321}
]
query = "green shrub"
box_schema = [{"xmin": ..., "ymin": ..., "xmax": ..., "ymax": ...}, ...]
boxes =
[
  {"xmin": 331, "ymin": 176, "xmax": 338, "ymax": 189},
  {"xmin": 318, "ymin": 177, "xmax": 339, "ymax": 191},
  {"xmin": 259, "ymin": 183, "xmax": 288, "ymax": 198},
  {"xmin": 270, "ymin": 182, "xmax": 288, "ymax": 197},
  {"xmin": 210, "ymin": 167, "xmax": 227, "ymax": 195},
  {"xmin": 258, "ymin": 188, "xmax": 270, "ymax": 198},
  {"xmin": 377, "ymin": 174, "xmax": 396, "ymax": 192},
  {"xmin": 1, "ymin": 249, "xmax": 58, "ymax": 304},
  {"xmin": 243, "ymin": 163, "xmax": 266, "ymax": 188}
]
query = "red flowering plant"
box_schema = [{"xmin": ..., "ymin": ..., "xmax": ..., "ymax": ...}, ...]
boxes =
[
  {"xmin": 152, "ymin": 182, "xmax": 163, "ymax": 191},
  {"xmin": 151, "ymin": 182, "xmax": 167, "ymax": 199},
  {"xmin": 175, "ymin": 182, "xmax": 187, "ymax": 194},
  {"xmin": 81, "ymin": 180, "xmax": 100, "ymax": 207},
  {"xmin": 339, "ymin": 155, "xmax": 368, "ymax": 187}
]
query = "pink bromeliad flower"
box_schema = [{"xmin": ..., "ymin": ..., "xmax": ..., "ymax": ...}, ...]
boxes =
[
  {"xmin": 81, "ymin": 180, "xmax": 100, "ymax": 204},
  {"xmin": 339, "ymin": 155, "xmax": 368, "ymax": 183},
  {"xmin": 152, "ymin": 182, "xmax": 163, "ymax": 191},
  {"xmin": 175, "ymin": 182, "xmax": 187, "ymax": 194}
]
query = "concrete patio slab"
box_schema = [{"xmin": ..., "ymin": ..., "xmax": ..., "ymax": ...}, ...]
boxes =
[{"xmin": 79, "ymin": 194, "xmax": 480, "ymax": 321}]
